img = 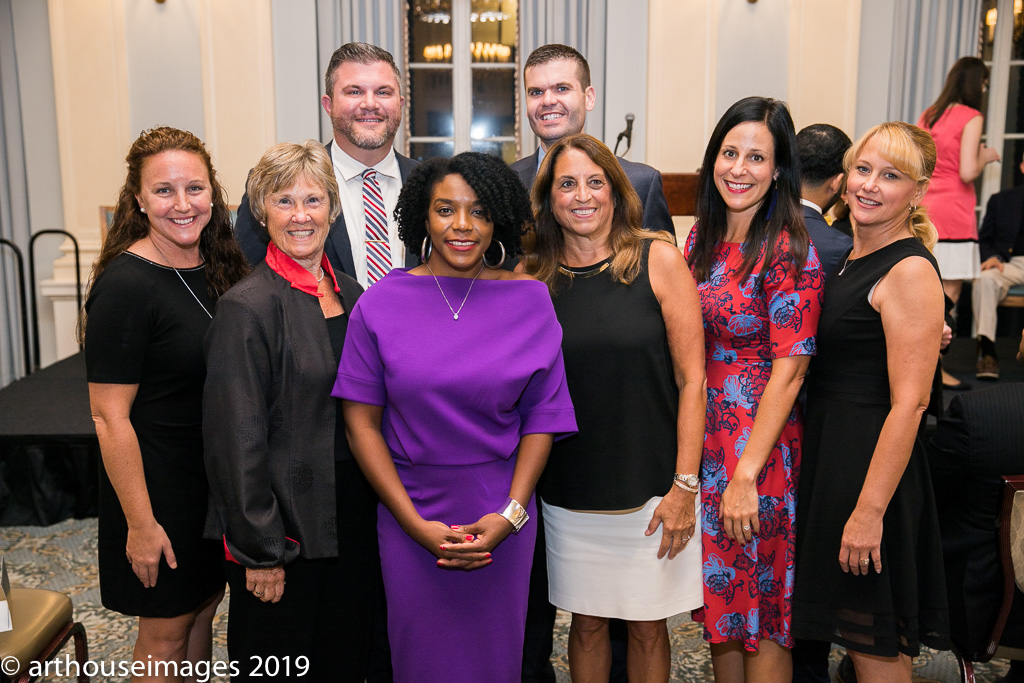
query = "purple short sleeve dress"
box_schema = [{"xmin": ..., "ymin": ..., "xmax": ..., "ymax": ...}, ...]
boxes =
[{"xmin": 333, "ymin": 269, "xmax": 577, "ymax": 683}]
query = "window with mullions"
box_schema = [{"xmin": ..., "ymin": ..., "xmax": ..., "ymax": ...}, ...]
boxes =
[
  {"xmin": 980, "ymin": 0, "xmax": 1024, "ymax": 203},
  {"xmin": 405, "ymin": 0, "xmax": 519, "ymax": 163}
]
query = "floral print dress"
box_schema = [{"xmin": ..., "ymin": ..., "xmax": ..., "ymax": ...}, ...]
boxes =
[{"xmin": 683, "ymin": 226, "xmax": 824, "ymax": 651}]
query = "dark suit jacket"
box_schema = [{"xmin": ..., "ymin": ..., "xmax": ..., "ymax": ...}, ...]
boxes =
[
  {"xmin": 203, "ymin": 262, "xmax": 365, "ymax": 566},
  {"xmin": 802, "ymin": 205, "xmax": 853, "ymax": 279},
  {"xmin": 927, "ymin": 383, "xmax": 1024, "ymax": 658},
  {"xmin": 979, "ymin": 185, "xmax": 1024, "ymax": 263},
  {"xmin": 510, "ymin": 149, "xmax": 675, "ymax": 236},
  {"xmin": 234, "ymin": 140, "xmax": 420, "ymax": 278}
]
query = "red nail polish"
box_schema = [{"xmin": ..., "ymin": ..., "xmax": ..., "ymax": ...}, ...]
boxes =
[
  {"xmin": 485, "ymin": 553, "xmax": 491, "ymax": 558},
  {"xmin": 465, "ymin": 535, "xmax": 474, "ymax": 541},
  {"xmin": 450, "ymin": 525, "xmax": 459, "ymax": 530},
  {"xmin": 439, "ymin": 545, "xmax": 446, "ymax": 551}
]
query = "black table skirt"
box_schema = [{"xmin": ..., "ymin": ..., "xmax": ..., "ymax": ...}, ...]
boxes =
[{"xmin": 0, "ymin": 353, "xmax": 99, "ymax": 525}]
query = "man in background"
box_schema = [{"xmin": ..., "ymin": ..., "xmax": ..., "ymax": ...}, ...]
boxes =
[
  {"xmin": 973, "ymin": 151, "xmax": 1024, "ymax": 381},
  {"xmin": 796, "ymin": 123, "xmax": 853, "ymax": 277},
  {"xmin": 513, "ymin": 43, "xmax": 674, "ymax": 235}
]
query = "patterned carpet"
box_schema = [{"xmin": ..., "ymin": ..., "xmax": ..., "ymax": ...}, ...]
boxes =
[{"xmin": 0, "ymin": 517, "xmax": 1014, "ymax": 682}]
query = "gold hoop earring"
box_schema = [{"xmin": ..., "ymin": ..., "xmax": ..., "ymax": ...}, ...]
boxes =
[{"xmin": 420, "ymin": 236, "xmax": 433, "ymax": 263}]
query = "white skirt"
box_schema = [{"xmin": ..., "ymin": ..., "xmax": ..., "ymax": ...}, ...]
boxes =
[
  {"xmin": 934, "ymin": 241, "xmax": 980, "ymax": 280},
  {"xmin": 543, "ymin": 496, "xmax": 703, "ymax": 621}
]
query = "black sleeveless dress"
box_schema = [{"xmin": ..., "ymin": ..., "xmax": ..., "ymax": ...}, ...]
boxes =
[{"xmin": 792, "ymin": 238, "xmax": 949, "ymax": 657}]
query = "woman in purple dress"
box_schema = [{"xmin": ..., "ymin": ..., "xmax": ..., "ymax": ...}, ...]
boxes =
[{"xmin": 333, "ymin": 152, "xmax": 577, "ymax": 682}]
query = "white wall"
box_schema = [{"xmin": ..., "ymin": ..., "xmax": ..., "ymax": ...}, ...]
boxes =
[
  {"xmin": 123, "ymin": 0, "xmax": 206, "ymax": 138},
  {"xmin": 603, "ymin": 0, "xmax": 649, "ymax": 161},
  {"xmin": 715, "ymin": 1, "xmax": 790, "ymax": 115}
]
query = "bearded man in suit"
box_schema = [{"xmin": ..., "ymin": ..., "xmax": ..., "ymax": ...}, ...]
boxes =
[{"xmin": 235, "ymin": 42, "xmax": 418, "ymax": 286}]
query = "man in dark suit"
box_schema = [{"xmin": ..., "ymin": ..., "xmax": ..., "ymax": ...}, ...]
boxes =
[
  {"xmin": 512, "ymin": 44, "xmax": 674, "ymax": 235},
  {"xmin": 791, "ymin": 124, "xmax": 854, "ymax": 683},
  {"xmin": 235, "ymin": 43, "xmax": 418, "ymax": 285},
  {"xmin": 796, "ymin": 124, "xmax": 853, "ymax": 278},
  {"xmin": 973, "ymin": 152, "xmax": 1024, "ymax": 381},
  {"xmin": 927, "ymin": 327, "xmax": 1024, "ymax": 676}
]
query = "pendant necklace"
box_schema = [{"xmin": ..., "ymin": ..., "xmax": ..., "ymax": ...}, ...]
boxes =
[
  {"xmin": 149, "ymin": 238, "xmax": 213, "ymax": 319},
  {"xmin": 424, "ymin": 261, "xmax": 485, "ymax": 320}
]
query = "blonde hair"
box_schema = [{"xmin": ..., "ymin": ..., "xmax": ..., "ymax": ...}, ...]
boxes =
[
  {"xmin": 845, "ymin": 122, "xmax": 937, "ymax": 251},
  {"xmin": 247, "ymin": 141, "xmax": 341, "ymax": 226}
]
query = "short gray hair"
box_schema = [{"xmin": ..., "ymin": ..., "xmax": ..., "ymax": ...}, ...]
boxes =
[{"xmin": 246, "ymin": 141, "xmax": 341, "ymax": 226}]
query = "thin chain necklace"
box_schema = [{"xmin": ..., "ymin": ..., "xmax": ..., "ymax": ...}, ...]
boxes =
[
  {"xmin": 838, "ymin": 254, "xmax": 853, "ymax": 276},
  {"xmin": 148, "ymin": 237, "xmax": 213, "ymax": 319},
  {"xmin": 315, "ymin": 267, "xmax": 325, "ymax": 283},
  {"xmin": 424, "ymin": 261, "xmax": 485, "ymax": 320}
]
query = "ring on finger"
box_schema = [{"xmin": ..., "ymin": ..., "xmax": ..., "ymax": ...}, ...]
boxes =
[
  {"xmin": 860, "ymin": 558, "xmax": 870, "ymax": 565},
  {"xmin": 254, "ymin": 590, "xmax": 263, "ymax": 596},
  {"xmin": 742, "ymin": 524, "xmax": 751, "ymax": 531}
]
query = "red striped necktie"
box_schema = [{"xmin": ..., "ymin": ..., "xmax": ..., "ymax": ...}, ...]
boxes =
[{"xmin": 362, "ymin": 168, "xmax": 391, "ymax": 284}]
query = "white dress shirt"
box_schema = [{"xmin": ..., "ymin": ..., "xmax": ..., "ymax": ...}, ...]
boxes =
[
  {"xmin": 800, "ymin": 198, "xmax": 823, "ymax": 215},
  {"xmin": 331, "ymin": 143, "xmax": 406, "ymax": 288}
]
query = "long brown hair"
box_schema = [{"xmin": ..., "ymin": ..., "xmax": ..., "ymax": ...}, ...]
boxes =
[
  {"xmin": 922, "ymin": 56, "xmax": 988, "ymax": 128},
  {"xmin": 81, "ymin": 127, "xmax": 248, "ymax": 337},
  {"xmin": 520, "ymin": 133, "xmax": 673, "ymax": 293},
  {"xmin": 688, "ymin": 96, "xmax": 807, "ymax": 288}
]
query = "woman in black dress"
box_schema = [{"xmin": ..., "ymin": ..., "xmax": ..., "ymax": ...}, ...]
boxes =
[
  {"xmin": 84, "ymin": 128, "xmax": 248, "ymax": 672},
  {"xmin": 792, "ymin": 122, "xmax": 949, "ymax": 682}
]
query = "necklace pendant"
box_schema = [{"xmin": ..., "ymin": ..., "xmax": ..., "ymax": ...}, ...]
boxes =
[{"xmin": 453, "ymin": 313, "xmax": 459, "ymax": 320}]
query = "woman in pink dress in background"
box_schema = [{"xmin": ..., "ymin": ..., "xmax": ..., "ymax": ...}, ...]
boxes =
[{"xmin": 917, "ymin": 56, "xmax": 1000, "ymax": 389}]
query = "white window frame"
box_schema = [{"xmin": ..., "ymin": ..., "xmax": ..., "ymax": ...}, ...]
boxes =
[
  {"xmin": 981, "ymin": 0, "xmax": 1021, "ymax": 205},
  {"xmin": 405, "ymin": 0, "xmax": 519, "ymax": 157}
]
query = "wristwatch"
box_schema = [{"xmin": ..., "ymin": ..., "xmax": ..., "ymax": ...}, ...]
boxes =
[
  {"xmin": 497, "ymin": 497, "xmax": 529, "ymax": 533},
  {"xmin": 673, "ymin": 473, "xmax": 700, "ymax": 494}
]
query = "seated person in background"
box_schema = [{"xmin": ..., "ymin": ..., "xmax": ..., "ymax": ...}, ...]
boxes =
[
  {"xmin": 796, "ymin": 123, "xmax": 853, "ymax": 277},
  {"xmin": 973, "ymin": 151, "xmax": 1024, "ymax": 381},
  {"xmin": 927, "ymin": 326, "xmax": 1024, "ymax": 679}
]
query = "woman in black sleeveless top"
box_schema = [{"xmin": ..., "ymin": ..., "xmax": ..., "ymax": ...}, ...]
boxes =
[
  {"xmin": 520, "ymin": 134, "xmax": 706, "ymax": 681},
  {"xmin": 792, "ymin": 122, "xmax": 950, "ymax": 681}
]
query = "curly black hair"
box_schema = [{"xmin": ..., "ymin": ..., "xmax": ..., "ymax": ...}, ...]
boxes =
[{"xmin": 395, "ymin": 152, "xmax": 532, "ymax": 264}]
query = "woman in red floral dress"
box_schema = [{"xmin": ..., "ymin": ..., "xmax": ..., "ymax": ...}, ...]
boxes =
[{"xmin": 684, "ymin": 96, "xmax": 823, "ymax": 683}]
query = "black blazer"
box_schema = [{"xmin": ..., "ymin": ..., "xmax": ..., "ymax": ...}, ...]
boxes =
[
  {"xmin": 802, "ymin": 205, "xmax": 852, "ymax": 279},
  {"xmin": 202, "ymin": 262, "xmax": 364, "ymax": 567},
  {"xmin": 510, "ymin": 149, "xmax": 675, "ymax": 236},
  {"xmin": 234, "ymin": 140, "xmax": 420, "ymax": 277},
  {"xmin": 927, "ymin": 383, "xmax": 1024, "ymax": 657},
  {"xmin": 979, "ymin": 185, "xmax": 1024, "ymax": 263}
]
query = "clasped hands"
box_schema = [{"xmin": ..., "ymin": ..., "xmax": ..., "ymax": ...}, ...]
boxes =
[{"xmin": 414, "ymin": 514, "xmax": 514, "ymax": 571}]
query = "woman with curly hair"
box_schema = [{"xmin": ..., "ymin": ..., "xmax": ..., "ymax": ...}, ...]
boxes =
[
  {"xmin": 333, "ymin": 151, "xmax": 577, "ymax": 682},
  {"xmin": 83, "ymin": 127, "xmax": 247, "ymax": 672},
  {"xmin": 518, "ymin": 133, "xmax": 706, "ymax": 682}
]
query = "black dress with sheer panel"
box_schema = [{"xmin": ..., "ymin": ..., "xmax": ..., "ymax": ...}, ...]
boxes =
[{"xmin": 792, "ymin": 237, "xmax": 950, "ymax": 657}]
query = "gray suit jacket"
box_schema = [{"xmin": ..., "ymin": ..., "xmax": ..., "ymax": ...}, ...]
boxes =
[
  {"xmin": 802, "ymin": 205, "xmax": 853, "ymax": 279},
  {"xmin": 234, "ymin": 140, "xmax": 420, "ymax": 278},
  {"xmin": 511, "ymin": 149, "xmax": 675, "ymax": 236}
]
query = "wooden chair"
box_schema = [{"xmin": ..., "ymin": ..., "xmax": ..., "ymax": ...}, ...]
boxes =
[
  {"xmin": 0, "ymin": 587, "xmax": 88, "ymax": 682},
  {"xmin": 1002, "ymin": 284, "xmax": 1024, "ymax": 309},
  {"xmin": 955, "ymin": 475, "xmax": 1024, "ymax": 683}
]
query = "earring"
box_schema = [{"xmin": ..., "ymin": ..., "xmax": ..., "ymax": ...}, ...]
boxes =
[
  {"xmin": 420, "ymin": 236, "xmax": 433, "ymax": 263},
  {"xmin": 140, "ymin": 206, "xmax": 146, "ymax": 213},
  {"xmin": 483, "ymin": 240, "xmax": 507, "ymax": 269},
  {"xmin": 909, "ymin": 204, "xmax": 917, "ymax": 214},
  {"xmin": 260, "ymin": 221, "xmax": 265, "ymax": 226}
]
